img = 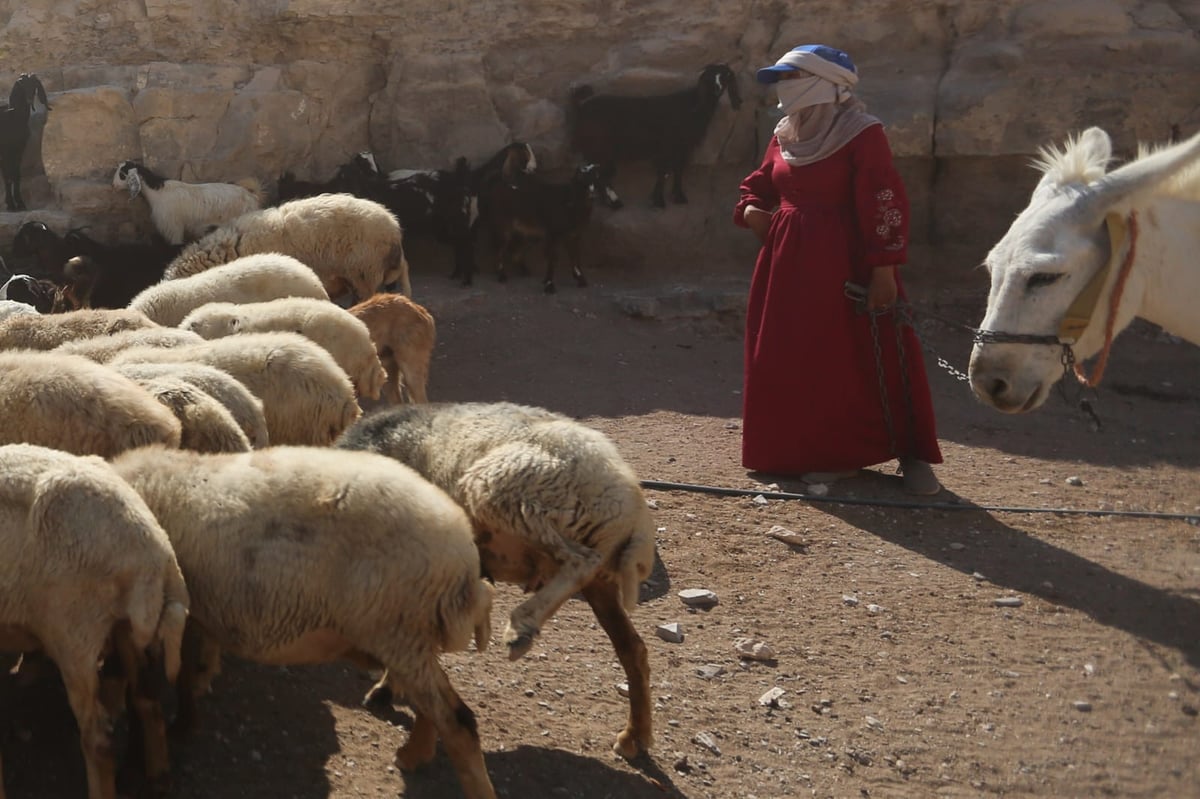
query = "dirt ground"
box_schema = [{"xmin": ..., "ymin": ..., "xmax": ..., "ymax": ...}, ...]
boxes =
[{"xmin": 3, "ymin": 249, "xmax": 1199, "ymax": 799}]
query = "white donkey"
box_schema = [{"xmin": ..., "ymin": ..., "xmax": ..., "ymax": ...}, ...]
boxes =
[{"xmin": 969, "ymin": 126, "xmax": 1200, "ymax": 412}]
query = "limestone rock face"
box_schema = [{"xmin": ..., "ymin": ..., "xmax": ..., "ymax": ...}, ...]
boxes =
[{"xmin": 1, "ymin": 0, "xmax": 1197, "ymax": 283}]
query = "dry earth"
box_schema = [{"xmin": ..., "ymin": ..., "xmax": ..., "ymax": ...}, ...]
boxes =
[{"xmin": 3, "ymin": 250, "xmax": 1198, "ymax": 799}]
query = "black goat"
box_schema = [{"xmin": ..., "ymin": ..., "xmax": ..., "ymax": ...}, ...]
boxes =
[
  {"xmin": 60, "ymin": 229, "xmax": 183, "ymax": 308},
  {"xmin": 275, "ymin": 161, "xmax": 367, "ymax": 204},
  {"xmin": 0, "ymin": 74, "xmax": 50, "ymax": 212},
  {"xmin": 569, "ymin": 63, "xmax": 741, "ymax": 209},
  {"xmin": 0, "ymin": 274, "xmax": 65, "ymax": 313},
  {"xmin": 12, "ymin": 220, "xmax": 71, "ymax": 279},
  {"xmin": 484, "ymin": 157, "xmax": 606, "ymax": 294}
]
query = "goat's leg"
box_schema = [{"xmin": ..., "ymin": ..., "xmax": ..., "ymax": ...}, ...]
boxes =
[
  {"xmin": 600, "ymin": 164, "xmax": 624, "ymax": 209},
  {"xmin": 542, "ymin": 237, "xmax": 558, "ymax": 294},
  {"xmin": 565, "ymin": 231, "xmax": 587, "ymax": 288},
  {"xmin": 10, "ymin": 175, "xmax": 24, "ymax": 212},
  {"xmin": 582, "ymin": 579, "xmax": 652, "ymax": 759},
  {"xmin": 2, "ymin": 176, "xmax": 14, "ymax": 213},
  {"xmin": 670, "ymin": 167, "xmax": 688, "ymax": 205}
]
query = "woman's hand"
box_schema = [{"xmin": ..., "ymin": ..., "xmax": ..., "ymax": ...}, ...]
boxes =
[
  {"xmin": 743, "ymin": 205, "xmax": 772, "ymax": 244},
  {"xmin": 867, "ymin": 266, "xmax": 898, "ymax": 311}
]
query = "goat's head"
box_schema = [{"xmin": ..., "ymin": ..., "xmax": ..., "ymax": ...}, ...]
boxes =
[
  {"xmin": 700, "ymin": 63, "xmax": 741, "ymax": 110},
  {"xmin": 12, "ymin": 220, "xmax": 58, "ymax": 257},
  {"xmin": 352, "ymin": 151, "xmax": 381, "ymax": 177},
  {"xmin": 113, "ymin": 161, "xmax": 145, "ymax": 198},
  {"xmin": 500, "ymin": 143, "xmax": 538, "ymax": 182},
  {"xmin": 10, "ymin": 74, "xmax": 50, "ymax": 112}
]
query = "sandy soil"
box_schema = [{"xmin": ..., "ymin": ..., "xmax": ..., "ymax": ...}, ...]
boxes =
[{"xmin": 3, "ymin": 252, "xmax": 1198, "ymax": 799}]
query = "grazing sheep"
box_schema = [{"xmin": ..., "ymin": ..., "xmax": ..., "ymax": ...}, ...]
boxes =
[
  {"xmin": 336, "ymin": 401, "xmax": 658, "ymax": 758},
  {"xmin": 113, "ymin": 362, "xmax": 270, "ymax": 449},
  {"xmin": 0, "ymin": 74, "xmax": 50, "ymax": 212},
  {"xmin": 110, "ymin": 332, "xmax": 359, "ymax": 446},
  {"xmin": 0, "ymin": 307, "xmax": 157, "ymax": 351},
  {"xmin": 112, "ymin": 160, "xmax": 264, "ymax": 246},
  {"xmin": 110, "ymin": 445, "xmax": 497, "ymax": 799},
  {"xmin": 125, "ymin": 376, "xmax": 252, "ymax": 454},
  {"xmin": 180, "ymin": 298, "xmax": 387, "ymax": 400},
  {"xmin": 0, "ymin": 443, "xmax": 189, "ymax": 799},
  {"xmin": 128, "ymin": 252, "xmax": 329, "ymax": 327},
  {"xmin": 54, "ymin": 326, "xmax": 205, "ymax": 362},
  {"xmin": 569, "ymin": 64, "xmax": 742, "ymax": 208},
  {"xmin": 0, "ymin": 351, "xmax": 182, "ymax": 457},
  {"xmin": 163, "ymin": 193, "xmax": 410, "ymax": 302},
  {"xmin": 348, "ymin": 293, "xmax": 436, "ymax": 404}
]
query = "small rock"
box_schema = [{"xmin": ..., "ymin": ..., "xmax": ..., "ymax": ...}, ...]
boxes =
[
  {"xmin": 678, "ymin": 588, "xmax": 719, "ymax": 609},
  {"xmin": 724, "ymin": 421, "xmax": 739, "ymax": 430},
  {"xmin": 1038, "ymin": 478, "xmax": 1052, "ymax": 485},
  {"xmin": 866, "ymin": 603, "xmax": 883, "ymax": 614},
  {"xmin": 695, "ymin": 664, "xmax": 726, "ymax": 680},
  {"xmin": 972, "ymin": 571, "xmax": 987, "ymax": 582},
  {"xmin": 865, "ymin": 715, "xmax": 884, "ymax": 730},
  {"xmin": 948, "ymin": 542, "xmax": 966, "ymax": 551},
  {"xmin": 766, "ymin": 525, "xmax": 806, "ymax": 545},
  {"xmin": 752, "ymin": 494, "xmax": 769, "ymax": 506},
  {"xmin": 807, "ymin": 483, "xmax": 829, "ymax": 496},
  {"xmin": 1083, "ymin": 663, "xmax": 1095, "ymax": 677},
  {"xmin": 693, "ymin": 731, "xmax": 722, "ymax": 755},
  {"xmin": 842, "ymin": 595, "xmax": 860, "ymax": 607},
  {"xmin": 993, "ymin": 596, "xmax": 1024, "ymax": 608},
  {"xmin": 1066, "ymin": 476, "xmax": 1084, "ymax": 487},
  {"xmin": 1182, "ymin": 704, "xmax": 1198, "ymax": 717},
  {"xmin": 758, "ymin": 687, "xmax": 787, "ymax": 708},
  {"xmin": 733, "ymin": 637, "xmax": 775, "ymax": 661},
  {"xmin": 656, "ymin": 622, "xmax": 685, "ymax": 643},
  {"xmin": 673, "ymin": 754, "xmax": 691, "ymax": 773},
  {"xmin": 1072, "ymin": 700, "xmax": 1093, "ymax": 712},
  {"xmin": 646, "ymin": 499, "xmax": 659, "ymax": 510},
  {"xmin": 615, "ymin": 683, "xmax": 629, "ymax": 697}
]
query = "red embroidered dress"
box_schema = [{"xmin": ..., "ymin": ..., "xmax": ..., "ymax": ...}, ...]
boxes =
[{"xmin": 734, "ymin": 126, "xmax": 942, "ymax": 475}]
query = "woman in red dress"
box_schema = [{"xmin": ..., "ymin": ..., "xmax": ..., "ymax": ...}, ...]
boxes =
[{"xmin": 733, "ymin": 44, "xmax": 942, "ymax": 494}]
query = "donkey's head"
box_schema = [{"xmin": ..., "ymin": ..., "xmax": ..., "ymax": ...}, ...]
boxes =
[{"xmin": 969, "ymin": 126, "xmax": 1200, "ymax": 412}]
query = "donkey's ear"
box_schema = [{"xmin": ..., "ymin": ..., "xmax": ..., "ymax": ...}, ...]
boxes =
[{"xmin": 1076, "ymin": 127, "xmax": 1113, "ymax": 176}]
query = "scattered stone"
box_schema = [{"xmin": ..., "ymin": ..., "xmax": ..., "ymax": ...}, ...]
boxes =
[
  {"xmin": 724, "ymin": 421, "xmax": 739, "ymax": 430},
  {"xmin": 865, "ymin": 715, "xmax": 884, "ymax": 730},
  {"xmin": 693, "ymin": 731, "xmax": 722, "ymax": 755},
  {"xmin": 1083, "ymin": 663, "xmax": 1095, "ymax": 677},
  {"xmin": 972, "ymin": 571, "xmax": 987, "ymax": 582},
  {"xmin": 758, "ymin": 687, "xmax": 787, "ymax": 708},
  {"xmin": 896, "ymin": 675, "xmax": 908, "ymax": 684},
  {"xmin": 807, "ymin": 483, "xmax": 829, "ymax": 496},
  {"xmin": 766, "ymin": 525, "xmax": 807, "ymax": 545},
  {"xmin": 696, "ymin": 664, "xmax": 726, "ymax": 680},
  {"xmin": 1066, "ymin": 476, "xmax": 1084, "ymax": 487},
  {"xmin": 948, "ymin": 542, "xmax": 966, "ymax": 551},
  {"xmin": 752, "ymin": 494, "xmax": 769, "ymax": 506},
  {"xmin": 993, "ymin": 596, "xmax": 1024, "ymax": 608},
  {"xmin": 1038, "ymin": 478, "xmax": 1052, "ymax": 485},
  {"xmin": 615, "ymin": 683, "xmax": 629, "ymax": 697},
  {"xmin": 679, "ymin": 588, "xmax": 719, "ymax": 609},
  {"xmin": 842, "ymin": 595, "xmax": 860, "ymax": 607},
  {"xmin": 524, "ymin": 688, "xmax": 535, "ymax": 697},
  {"xmin": 866, "ymin": 603, "xmax": 883, "ymax": 614},
  {"xmin": 1072, "ymin": 700, "xmax": 1093, "ymax": 712},
  {"xmin": 733, "ymin": 637, "xmax": 775, "ymax": 661},
  {"xmin": 646, "ymin": 499, "xmax": 659, "ymax": 510},
  {"xmin": 656, "ymin": 622, "xmax": 685, "ymax": 643},
  {"xmin": 673, "ymin": 754, "xmax": 691, "ymax": 773},
  {"xmin": 1182, "ymin": 704, "xmax": 1198, "ymax": 717}
]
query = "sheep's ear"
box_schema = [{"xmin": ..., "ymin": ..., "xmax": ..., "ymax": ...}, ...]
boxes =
[
  {"xmin": 229, "ymin": 317, "xmax": 242, "ymax": 332},
  {"xmin": 126, "ymin": 169, "xmax": 143, "ymax": 198}
]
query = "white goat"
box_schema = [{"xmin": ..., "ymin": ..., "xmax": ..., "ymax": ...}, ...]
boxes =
[{"xmin": 113, "ymin": 160, "xmax": 264, "ymax": 246}]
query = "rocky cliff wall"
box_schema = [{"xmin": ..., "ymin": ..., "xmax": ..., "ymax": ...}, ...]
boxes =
[{"xmin": 2, "ymin": 0, "xmax": 1197, "ymax": 289}]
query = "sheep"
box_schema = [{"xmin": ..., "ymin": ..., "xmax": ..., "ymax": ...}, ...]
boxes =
[
  {"xmin": 109, "ymin": 332, "xmax": 359, "ymax": 446},
  {"xmin": 109, "ymin": 444, "xmax": 497, "ymax": 799},
  {"xmin": 112, "ymin": 160, "xmax": 264, "ymax": 246},
  {"xmin": 0, "ymin": 351, "xmax": 182, "ymax": 457},
  {"xmin": 179, "ymin": 297, "xmax": 388, "ymax": 400},
  {"xmin": 113, "ymin": 362, "xmax": 270, "ymax": 449},
  {"xmin": 0, "ymin": 74, "xmax": 50, "ymax": 212},
  {"xmin": 0, "ymin": 443, "xmax": 189, "ymax": 799},
  {"xmin": 128, "ymin": 252, "xmax": 330, "ymax": 327},
  {"xmin": 336, "ymin": 401, "xmax": 658, "ymax": 759},
  {"xmin": 347, "ymin": 293, "xmax": 436, "ymax": 404},
  {"xmin": 54, "ymin": 326, "xmax": 206, "ymax": 363},
  {"xmin": 0, "ymin": 307, "xmax": 157, "ymax": 351},
  {"xmin": 569, "ymin": 63, "xmax": 742, "ymax": 208},
  {"xmin": 125, "ymin": 375, "xmax": 252, "ymax": 454},
  {"xmin": 484, "ymin": 161, "xmax": 607, "ymax": 293},
  {"xmin": 0, "ymin": 299, "xmax": 37, "ymax": 322},
  {"xmin": 162, "ymin": 193, "xmax": 411, "ymax": 302}
]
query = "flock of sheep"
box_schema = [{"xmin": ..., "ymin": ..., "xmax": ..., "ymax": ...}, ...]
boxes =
[{"xmin": 0, "ymin": 134, "xmax": 661, "ymax": 799}]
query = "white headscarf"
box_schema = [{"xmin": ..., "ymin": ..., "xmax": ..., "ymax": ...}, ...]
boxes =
[{"xmin": 765, "ymin": 48, "xmax": 882, "ymax": 167}]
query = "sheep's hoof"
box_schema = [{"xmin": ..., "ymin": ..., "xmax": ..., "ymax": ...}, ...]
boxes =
[
  {"xmin": 503, "ymin": 624, "xmax": 539, "ymax": 660},
  {"xmin": 543, "ymin": 281, "xmax": 557, "ymax": 294},
  {"xmin": 613, "ymin": 729, "xmax": 647, "ymax": 760}
]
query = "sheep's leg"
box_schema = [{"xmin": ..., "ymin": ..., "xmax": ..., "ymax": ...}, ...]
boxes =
[
  {"xmin": 501, "ymin": 532, "xmax": 602, "ymax": 659},
  {"xmin": 172, "ymin": 621, "xmax": 220, "ymax": 735},
  {"xmin": 394, "ymin": 661, "xmax": 496, "ymax": 799},
  {"xmin": 113, "ymin": 622, "xmax": 173, "ymax": 797},
  {"xmin": 582, "ymin": 579, "xmax": 652, "ymax": 759},
  {"xmin": 397, "ymin": 353, "xmax": 429, "ymax": 404},
  {"xmin": 56, "ymin": 655, "xmax": 117, "ymax": 799}
]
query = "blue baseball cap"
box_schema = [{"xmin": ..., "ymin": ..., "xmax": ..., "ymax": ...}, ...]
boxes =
[{"xmin": 756, "ymin": 44, "xmax": 857, "ymax": 84}]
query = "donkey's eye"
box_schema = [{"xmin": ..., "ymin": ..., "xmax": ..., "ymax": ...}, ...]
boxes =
[{"xmin": 1026, "ymin": 272, "xmax": 1064, "ymax": 290}]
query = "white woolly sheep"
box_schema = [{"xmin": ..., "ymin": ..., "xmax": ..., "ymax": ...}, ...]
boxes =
[
  {"xmin": 180, "ymin": 297, "xmax": 388, "ymax": 400},
  {"xmin": 110, "ymin": 445, "xmax": 496, "ymax": 799},
  {"xmin": 162, "ymin": 193, "xmax": 410, "ymax": 302},
  {"xmin": 336, "ymin": 401, "xmax": 658, "ymax": 759},
  {"xmin": 127, "ymin": 252, "xmax": 329, "ymax": 327},
  {"xmin": 113, "ymin": 362, "xmax": 270, "ymax": 449},
  {"xmin": 109, "ymin": 332, "xmax": 359, "ymax": 446},
  {"xmin": 0, "ymin": 299, "xmax": 37, "ymax": 322},
  {"xmin": 125, "ymin": 375, "xmax": 252, "ymax": 454},
  {"xmin": 0, "ymin": 351, "xmax": 182, "ymax": 457},
  {"xmin": 0, "ymin": 308, "xmax": 157, "ymax": 351},
  {"xmin": 0, "ymin": 443, "xmax": 189, "ymax": 799},
  {"xmin": 54, "ymin": 327, "xmax": 205, "ymax": 363},
  {"xmin": 113, "ymin": 160, "xmax": 264, "ymax": 246},
  {"xmin": 348, "ymin": 293, "xmax": 436, "ymax": 404}
]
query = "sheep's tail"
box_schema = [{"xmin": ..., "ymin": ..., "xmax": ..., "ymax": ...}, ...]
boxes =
[
  {"xmin": 156, "ymin": 558, "xmax": 190, "ymax": 683},
  {"xmin": 235, "ymin": 177, "xmax": 266, "ymax": 206},
  {"xmin": 385, "ymin": 240, "xmax": 411, "ymax": 298},
  {"xmin": 617, "ymin": 497, "xmax": 659, "ymax": 612},
  {"xmin": 439, "ymin": 575, "xmax": 494, "ymax": 654}
]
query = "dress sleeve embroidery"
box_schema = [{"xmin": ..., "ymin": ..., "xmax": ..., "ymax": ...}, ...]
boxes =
[{"xmin": 873, "ymin": 188, "xmax": 906, "ymax": 251}]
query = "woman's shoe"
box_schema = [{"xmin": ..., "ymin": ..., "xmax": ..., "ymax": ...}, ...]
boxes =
[{"xmin": 899, "ymin": 458, "xmax": 941, "ymax": 495}]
